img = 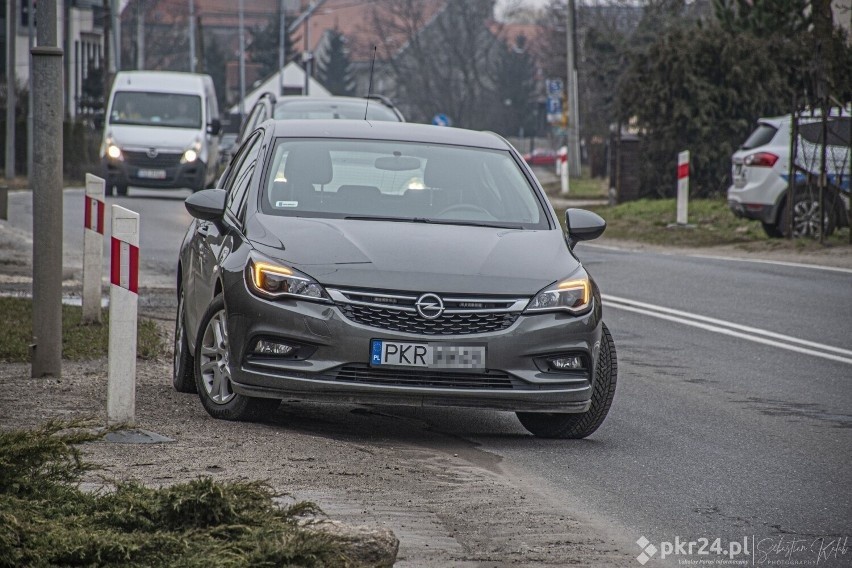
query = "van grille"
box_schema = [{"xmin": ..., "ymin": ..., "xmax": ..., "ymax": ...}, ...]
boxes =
[{"xmin": 123, "ymin": 150, "xmax": 182, "ymax": 168}]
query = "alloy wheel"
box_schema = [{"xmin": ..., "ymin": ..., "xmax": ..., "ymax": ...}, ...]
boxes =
[
  {"xmin": 791, "ymin": 198, "xmax": 827, "ymax": 238},
  {"xmin": 199, "ymin": 310, "xmax": 235, "ymax": 404}
]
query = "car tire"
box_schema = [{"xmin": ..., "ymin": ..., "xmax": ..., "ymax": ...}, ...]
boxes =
[
  {"xmin": 761, "ymin": 221, "xmax": 784, "ymax": 239},
  {"xmin": 194, "ymin": 294, "xmax": 280, "ymax": 421},
  {"xmin": 172, "ymin": 288, "xmax": 197, "ymax": 393},
  {"xmin": 516, "ymin": 322, "xmax": 617, "ymax": 439},
  {"xmin": 780, "ymin": 187, "xmax": 836, "ymax": 239}
]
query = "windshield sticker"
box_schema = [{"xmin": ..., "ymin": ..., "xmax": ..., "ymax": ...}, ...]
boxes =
[{"xmin": 275, "ymin": 201, "xmax": 299, "ymax": 208}]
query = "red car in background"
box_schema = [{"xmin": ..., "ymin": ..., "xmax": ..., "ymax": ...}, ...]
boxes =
[{"xmin": 523, "ymin": 148, "xmax": 557, "ymax": 166}]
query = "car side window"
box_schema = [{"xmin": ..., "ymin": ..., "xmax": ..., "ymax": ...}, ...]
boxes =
[{"xmin": 225, "ymin": 134, "xmax": 262, "ymax": 220}]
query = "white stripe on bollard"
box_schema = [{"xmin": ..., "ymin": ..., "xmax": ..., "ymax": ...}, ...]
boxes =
[
  {"xmin": 676, "ymin": 150, "xmax": 690, "ymax": 225},
  {"xmin": 107, "ymin": 204, "xmax": 140, "ymax": 427},
  {"xmin": 82, "ymin": 174, "xmax": 105, "ymax": 323}
]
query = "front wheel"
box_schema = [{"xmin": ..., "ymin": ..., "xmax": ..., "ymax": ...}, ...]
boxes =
[
  {"xmin": 516, "ymin": 323, "xmax": 617, "ymax": 439},
  {"xmin": 194, "ymin": 294, "xmax": 280, "ymax": 421},
  {"xmin": 780, "ymin": 188, "xmax": 836, "ymax": 239}
]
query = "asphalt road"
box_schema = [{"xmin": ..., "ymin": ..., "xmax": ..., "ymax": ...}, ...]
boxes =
[{"xmin": 6, "ymin": 188, "xmax": 851, "ymax": 566}]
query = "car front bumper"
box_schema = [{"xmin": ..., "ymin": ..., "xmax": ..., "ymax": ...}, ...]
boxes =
[
  {"xmin": 223, "ymin": 281, "xmax": 601, "ymax": 413},
  {"xmin": 102, "ymin": 157, "xmax": 207, "ymax": 191}
]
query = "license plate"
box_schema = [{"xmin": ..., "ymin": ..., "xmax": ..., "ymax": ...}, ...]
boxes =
[
  {"xmin": 370, "ymin": 340, "xmax": 485, "ymax": 369},
  {"xmin": 138, "ymin": 168, "xmax": 167, "ymax": 179}
]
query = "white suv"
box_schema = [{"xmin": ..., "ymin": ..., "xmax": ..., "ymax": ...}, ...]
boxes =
[{"xmin": 727, "ymin": 111, "xmax": 850, "ymax": 238}]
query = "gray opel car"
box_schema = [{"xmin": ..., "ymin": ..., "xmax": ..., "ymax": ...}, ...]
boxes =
[{"xmin": 174, "ymin": 119, "xmax": 617, "ymax": 439}]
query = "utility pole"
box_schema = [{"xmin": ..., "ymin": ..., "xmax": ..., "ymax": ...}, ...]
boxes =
[
  {"xmin": 27, "ymin": 0, "xmax": 34, "ymax": 181},
  {"xmin": 112, "ymin": 0, "xmax": 121, "ymax": 72},
  {"xmin": 31, "ymin": 0, "xmax": 65, "ymax": 378},
  {"xmin": 565, "ymin": 0, "xmax": 581, "ymax": 178},
  {"xmin": 303, "ymin": 16, "xmax": 311, "ymax": 95},
  {"xmin": 5, "ymin": 0, "xmax": 16, "ymax": 183},
  {"xmin": 103, "ymin": 0, "xmax": 112, "ymax": 106},
  {"xmin": 136, "ymin": 1, "xmax": 145, "ymax": 69},
  {"xmin": 188, "ymin": 0, "xmax": 196, "ymax": 72},
  {"xmin": 238, "ymin": 0, "xmax": 245, "ymax": 119},
  {"xmin": 279, "ymin": 0, "xmax": 286, "ymax": 96}
]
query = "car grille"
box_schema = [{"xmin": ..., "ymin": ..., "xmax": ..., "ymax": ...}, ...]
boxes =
[
  {"xmin": 332, "ymin": 364, "xmax": 513, "ymax": 389},
  {"xmin": 329, "ymin": 288, "xmax": 528, "ymax": 336},
  {"xmin": 123, "ymin": 150, "xmax": 182, "ymax": 168}
]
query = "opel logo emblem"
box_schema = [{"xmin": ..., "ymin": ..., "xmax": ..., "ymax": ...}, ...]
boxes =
[
  {"xmin": 146, "ymin": 148, "xmax": 158, "ymax": 158},
  {"xmin": 415, "ymin": 293, "xmax": 445, "ymax": 320}
]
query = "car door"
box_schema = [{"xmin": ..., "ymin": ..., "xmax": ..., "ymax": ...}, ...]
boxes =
[{"xmin": 188, "ymin": 132, "xmax": 263, "ymax": 332}]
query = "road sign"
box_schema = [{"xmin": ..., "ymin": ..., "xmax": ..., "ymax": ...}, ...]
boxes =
[
  {"xmin": 546, "ymin": 79, "xmax": 564, "ymax": 96},
  {"xmin": 547, "ymin": 96, "xmax": 562, "ymax": 124},
  {"xmin": 432, "ymin": 113, "xmax": 452, "ymax": 127}
]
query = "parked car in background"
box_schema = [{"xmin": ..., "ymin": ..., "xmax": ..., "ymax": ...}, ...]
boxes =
[
  {"xmin": 101, "ymin": 71, "xmax": 222, "ymax": 195},
  {"xmin": 174, "ymin": 119, "xmax": 616, "ymax": 439},
  {"xmin": 727, "ymin": 110, "xmax": 850, "ymax": 238},
  {"xmin": 235, "ymin": 93, "xmax": 405, "ymax": 149},
  {"xmin": 523, "ymin": 148, "xmax": 557, "ymax": 167}
]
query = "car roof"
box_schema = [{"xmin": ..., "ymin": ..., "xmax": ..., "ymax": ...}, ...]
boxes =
[
  {"xmin": 269, "ymin": 120, "xmax": 508, "ymax": 150},
  {"xmin": 112, "ymin": 71, "xmax": 208, "ymax": 94}
]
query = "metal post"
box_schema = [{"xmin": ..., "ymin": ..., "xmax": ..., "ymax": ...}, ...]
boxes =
[
  {"xmin": 238, "ymin": 0, "xmax": 245, "ymax": 119},
  {"xmin": 818, "ymin": 99, "xmax": 828, "ymax": 244},
  {"xmin": 786, "ymin": 99, "xmax": 798, "ymax": 238},
  {"xmin": 279, "ymin": 0, "xmax": 286, "ymax": 96},
  {"xmin": 111, "ymin": 0, "xmax": 121, "ymax": 72},
  {"xmin": 27, "ymin": 0, "xmax": 34, "ymax": 181},
  {"xmin": 304, "ymin": 15, "xmax": 311, "ymax": 95},
  {"xmin": 189, "ymin": 0, "xmax": 196, "ymax": 72},
  {"xmin": 31, "ymin": 0, "xmax": 64, "ymax": 378},
  {"xmin": 565, "ymin": 0, "xmax": 581, "ymax": 179}
]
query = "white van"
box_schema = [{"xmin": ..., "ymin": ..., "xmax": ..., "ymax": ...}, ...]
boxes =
[{"xmin": 101, "ymin": 71, "xmax": 221, "ymax": 195}]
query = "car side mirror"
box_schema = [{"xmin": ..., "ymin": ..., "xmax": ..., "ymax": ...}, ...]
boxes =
[
  {"xmin": 565, "ymin": 208, "xmax": 606, "ymax": 248},
  {"xmin": 207, "ymin": 118, "xmax": 222, "ymax": 135},
  {"xmin": 185, "ymin": 189, "xmax": 226, "ymax": 221}
]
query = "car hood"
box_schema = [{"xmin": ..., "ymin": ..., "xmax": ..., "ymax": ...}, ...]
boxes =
[
  {"xmin": 246, "ymin": 214, "xmax": 579, "ymax": 295},
  {"xmin": 107, "ymin": 124, "xmax": 200, "ymax": 152}
]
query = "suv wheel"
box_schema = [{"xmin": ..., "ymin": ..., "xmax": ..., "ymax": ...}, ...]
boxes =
[
  {"xmin": 516, "ymin": 323, "xmax": 617, "ymax": 439},
  {"xmin": 194, "ymin": 294, "xmax": 280, "ymax": 421},
  {"xmin": 781, "ymin": 188, "xmax": 836, "ymax": 238}
]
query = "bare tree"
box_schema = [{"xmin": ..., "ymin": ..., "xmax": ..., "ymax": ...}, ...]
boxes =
[{"xmin": 367, "ymin": 0, "xmax": 503, "ymax": 128}]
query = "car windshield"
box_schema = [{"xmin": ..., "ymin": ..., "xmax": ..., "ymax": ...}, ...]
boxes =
[
  {"xmin": 260, "ymin": 139, "xmax": 548, "ymax": 229},
  {"xmin": 741, "ymin": 123, "xmax": 778, "ymax": 150},
  {"xmin": 109, "ymin": 92, "xmax": 203, "ymax": 129},
  {"xmin": 273, "ymin": 100, "xmax": 400, "ymax": 122}
]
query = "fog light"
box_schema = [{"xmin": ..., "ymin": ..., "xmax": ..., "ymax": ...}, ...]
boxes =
[
  {"xmin": 547, "ymin": 355, "xmax": 584, "ymax": 371},
  {"xmin": 253, "ymin": 339, "xmax": 295, "ymax": 356}
]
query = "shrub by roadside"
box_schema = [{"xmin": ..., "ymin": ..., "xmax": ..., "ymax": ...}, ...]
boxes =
[
  {"xmin": 0, "ymin": 298, "xmax": 162, "ymax": 363},
  {"xmin": 0, "ymin": 420, "xmax": 365, "ymax": 567}
]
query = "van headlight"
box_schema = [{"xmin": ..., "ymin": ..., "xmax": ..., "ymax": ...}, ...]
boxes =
[
  {"xmin": 181, "ymin": 142, "xmax": 202, "ymax": 164},
  {"xmin": 104, "ymin": 140, "xmax": 123, "ymax": 160},
  {"xmin": 525, "ymin": 273, "xmax": 592, "ymax": 315},
  {"xmin": 247, "ymin": 255, "xmax": 331, "ymax": 302}
]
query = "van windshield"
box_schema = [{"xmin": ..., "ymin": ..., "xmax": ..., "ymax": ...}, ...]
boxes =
[{"xmin": 109, "ymin": 92, "xmax": 202, "ymax": 129}]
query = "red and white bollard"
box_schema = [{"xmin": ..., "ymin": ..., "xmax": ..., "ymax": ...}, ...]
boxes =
[
  {"xmin": 107, "ymin": 204, "xmax": 140, "ymax": 426},
  {"xmin": 677, "ymin": 150, "xmax": 690, "ymax": 225},
  {"xmin": 559, "ymin": 145, "xmax": 570, "ymax": 195},
  {"xmin": 82, "ymin": 174, "xmax": 106, "ymax": 323}
]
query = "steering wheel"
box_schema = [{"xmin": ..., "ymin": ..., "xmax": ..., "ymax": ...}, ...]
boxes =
[{"xmin": 436, "ymin": 203, "xmax": 494, "ymax": 219}]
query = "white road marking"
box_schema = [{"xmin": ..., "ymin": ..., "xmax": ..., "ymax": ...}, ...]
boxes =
[
  {"xmin": 602, "ymin": 294, "xmax": 852, "ymax": 366},
  {"xmin": 580, "ymin": 242, "xmax": 852, "ymax": 274}
]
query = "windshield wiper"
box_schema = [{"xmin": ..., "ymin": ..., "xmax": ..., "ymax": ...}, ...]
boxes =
[
  {"xmin": 344, "ymin": 215, "xmax": 524, "ymax": 230},
  {"xmin": 344, "ymin": 215, "xmax": 419, "ymax": 223}
]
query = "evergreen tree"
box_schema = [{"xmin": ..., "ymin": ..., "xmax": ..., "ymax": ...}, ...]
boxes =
[
  {"xmin": 494, "ymin": 34, "xmax": 537, "ymax": 138},
  {"xmin": 317, "ymin": 30, "xmax": 355, "ymax": 97},
  {"xmin": 248, "ymin": 20, "xmax": 296, "ymax": 79}
]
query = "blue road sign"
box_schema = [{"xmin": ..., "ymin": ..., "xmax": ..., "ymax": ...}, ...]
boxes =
[
  {"xmin": 546, "ymin": 96, "xmax": 562, "ymax": 115},
  {"xmin": 546, "ymin": 79, "xmax": 564, "ymax": 96},
  {"xmin": 432, "ymin": 113, "xmax": 452, "ymax": 127}
]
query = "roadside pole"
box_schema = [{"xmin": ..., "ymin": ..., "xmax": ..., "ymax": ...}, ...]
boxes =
[
  {"xmin": 83, "ymin": 175, "xmax": 106, "ymax": 324},
  {"xmin": 676, "ymin": 150, "xmax": 690, "ymax": 225},
  {"xmin": 5, "ymin": 0, "xmax": 16, "ymax": 189},
  {"xmin": 107, "ymin": 205, "xmax": 140, "ymax": 426},
  {"xmin": 31, "ymin": 0, "xmax": 64, "ymax": 378},
  {"xmin": 559, "ymin": 146, "xmax": 570, "ymax": 195}
]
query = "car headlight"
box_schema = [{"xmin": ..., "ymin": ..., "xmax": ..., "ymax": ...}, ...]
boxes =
[
  {"xmin": 247, "ymin": 256, "xmax": 331, "ymax": 302},
  {"xmin": 525, "ymin": 273, "xmax": 592, "ymax": 315},
  {"xmin": 106, "ymin": 143, "xmax": 123, "ymax": 160},
  {"xmin": 181, "ymin": 141, "xmax": 202, "ymax": 164}
]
